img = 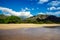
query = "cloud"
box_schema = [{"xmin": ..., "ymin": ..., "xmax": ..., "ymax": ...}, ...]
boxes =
[
  {"xmin": 47, "ymin": 6, "xmax": 60, "ymax": 10},
  {"xmin": 46, "ymin": 11, "xmax": 60, "ymax": 15},
  {"xmin": 46, "ymin": 11, "xmax": 60, "ymax": 16},
  {"xmin": 24, "ymin": 7, "xmax": 30, "ymax": 11},
  {"xmin": 47, "ymin": 6, "xmax": 56, "ymax": 10},
  {"xmin": 38, "ymin": 0, "xmax": 49, "ymax": 4},
  {"xmin": 38, "ymin": 12, "xmax": 46, "ymax": 15},
  {"xmin": 20, "ymin": 7, "xmax": 30, "ymax": 12},
  {"xmin": 38, "ymin": 11, "xmax": 60, "ymax": 17},
  {"xmin": 48, "ymin": 1, "xmax": 60, "ymax": 6},
  {"xmin": 47, "ymin": 1, "xmax": 60, "ymax": 10},
  {"xmin": 0, "ymin": 7, "xmax": 33, "ymax": 18}
]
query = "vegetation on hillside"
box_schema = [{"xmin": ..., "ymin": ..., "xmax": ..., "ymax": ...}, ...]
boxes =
[
  {"xmin": 0, "ymin": 14, "xmax": 60, "ymax": 24},
  {"xmin": 0, "ymin": 14, "xmax": 22, "ymax": 24}
]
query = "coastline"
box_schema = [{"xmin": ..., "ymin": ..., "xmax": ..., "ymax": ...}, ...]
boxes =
[{"xmin": 0, "ymin": 24, "xmax": 60, "ymax": 29}]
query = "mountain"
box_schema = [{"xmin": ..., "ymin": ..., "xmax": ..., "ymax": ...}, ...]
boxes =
[
  {"xmin": 26, "ymin": 14, "xmax": 60, "ymax": 24},
  {"xmin": 45, "ymin": 15, "xmax": 60, "ymax": 23},
  {"xmin": 0, "ymin": 14, "xmax": 60, "ymax": 24}
]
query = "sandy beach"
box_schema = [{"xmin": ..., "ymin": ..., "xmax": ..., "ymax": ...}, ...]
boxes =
[
  {"xmin": 0, "ymin": 24, "xmax": 60, "ymax": 40},
  {"xmin": 0, "ymin": 24, "xmax": 60, "ymax": 29}
]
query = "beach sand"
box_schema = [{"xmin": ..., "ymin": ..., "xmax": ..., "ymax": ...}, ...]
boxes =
[
  {"xmin": 0, "ymin": 24, "xmax": 60, "ymax": 29},
  {"xmin": 0, "ymin": 24, "xmax": 60, "ymax": 40}
]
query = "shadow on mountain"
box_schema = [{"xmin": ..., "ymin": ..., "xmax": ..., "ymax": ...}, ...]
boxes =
[{"xmin": 45, "ymin": 15, "xmax": 60, "ymax": 23}]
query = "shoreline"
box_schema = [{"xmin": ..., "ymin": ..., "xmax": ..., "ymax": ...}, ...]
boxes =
[{"xmin": 0, "ymin": 24, "xmax": 60, "ymax": 29}]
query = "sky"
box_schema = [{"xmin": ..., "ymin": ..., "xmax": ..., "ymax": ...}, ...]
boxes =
[{"xmin": 0, "ymin": 0, "xmax": 60, "ymax": 18}]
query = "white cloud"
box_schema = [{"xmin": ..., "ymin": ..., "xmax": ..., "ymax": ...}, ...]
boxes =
[
  {"xmin": 46, "ymin": 11, "xmax": 60, "ymax": 16},
  {"xmin": 57, "ymin": 7, "xmax": 60, "ymax": 10},
  {"xmin": 25, "ymin": 7, "xmax": 30, "ymax": 11},
  {"xmin": 38, "ymin": 12, "xmax": 46, "ymax": 15},
  {"xmin": 21, "ymin": 7, "xmax": 30, "ymax": 11},
  {"xmin": 38, "ymin": 0, "xmax": 49, "ymax": 4},
  {"xmin": 47, "ymin": 6, "xmax": 56, "ymax": 10},
  {"xmin": 38, "ymin": 11, "xmax": 60, "ymax": 17},
  {"xmin": 0, "ymin": 7, "xmax": 33, "ymax": 18},
  {"xmin": 48, "ymin": 1, "xmax": 60, "ymax": 6},
  {"xmin": 48, "ymin": 6, "xmax": 60, "ymax": 10}
]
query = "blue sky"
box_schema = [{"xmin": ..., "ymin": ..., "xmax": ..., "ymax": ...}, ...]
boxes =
[{"xmin": 0, "ymin": 0, "xmax": 60, "ymax": 17}]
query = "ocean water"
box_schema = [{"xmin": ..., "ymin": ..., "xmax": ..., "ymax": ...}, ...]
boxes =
[{"xmin": 0, "ymin": 27, "xmax": 60, "ymax": 40}]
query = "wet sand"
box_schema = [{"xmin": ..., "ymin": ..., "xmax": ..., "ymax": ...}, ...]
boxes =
[{"xmin": 0, "ymin": 27, "xmax": 60, "ymax": 40}]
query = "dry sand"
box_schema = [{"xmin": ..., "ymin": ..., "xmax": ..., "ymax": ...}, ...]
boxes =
[{"xmin": 0, "ymin": 24, "xmax": 60, "ymax": 29}]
